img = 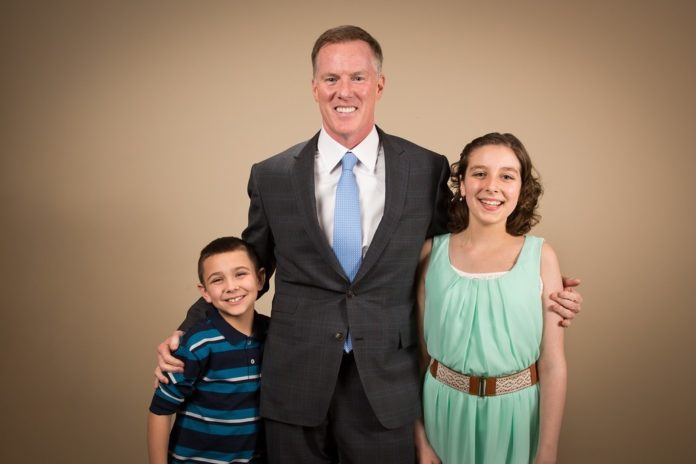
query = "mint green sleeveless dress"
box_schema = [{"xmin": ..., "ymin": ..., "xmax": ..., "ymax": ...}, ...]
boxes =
[{"xmin": 423, "ymin": 234, "xmax": 543, "ymax": 464}]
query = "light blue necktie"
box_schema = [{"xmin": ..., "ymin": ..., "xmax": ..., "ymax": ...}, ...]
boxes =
[{"xmin": 333, "ymin": 152, "xmax": 361, "ymax": 352}]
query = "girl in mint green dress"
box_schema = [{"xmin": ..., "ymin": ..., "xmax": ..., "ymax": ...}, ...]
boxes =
[{"xmin": 414, "ymin": 133, "xmax": 567, "ymax": 464}]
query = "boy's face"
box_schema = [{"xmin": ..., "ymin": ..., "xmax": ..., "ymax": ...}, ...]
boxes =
[{"xmin": 197, "ymin": 250, "xmax": 265, "ymax": 321}]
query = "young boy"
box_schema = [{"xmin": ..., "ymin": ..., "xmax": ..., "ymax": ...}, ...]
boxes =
[{"xmin": 148, "ymin": 237, "xmax": 268, "ymax": 464}]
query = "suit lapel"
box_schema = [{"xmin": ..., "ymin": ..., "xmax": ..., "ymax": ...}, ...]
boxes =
[
  {"xmin": 291, "ymin": 132, "xmax": 347, "ymax": 280},
  {"xmin": 354, "ymin": 129, "xmax": 409, "ymax": 284}
]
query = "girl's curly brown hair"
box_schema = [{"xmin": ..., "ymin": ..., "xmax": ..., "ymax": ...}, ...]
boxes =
[{"xmin": 448, "ymin": 133, "xmax": 543, "ymax": 236}]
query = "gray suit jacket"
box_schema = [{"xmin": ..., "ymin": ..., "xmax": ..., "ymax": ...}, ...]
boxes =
[{"xmin": 184, "ymin": 127, "xmax": 450, "ymax": 429}]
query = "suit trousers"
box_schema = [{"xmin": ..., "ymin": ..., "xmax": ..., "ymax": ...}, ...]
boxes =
[{"xmin": 265, "ymin": 353, "xmax": 415, "ymax": 464}]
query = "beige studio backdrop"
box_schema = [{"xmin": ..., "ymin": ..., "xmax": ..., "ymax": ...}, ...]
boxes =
[{"xmin": 1, "ymin": 0, "xmax": 695, "ymax": 462}]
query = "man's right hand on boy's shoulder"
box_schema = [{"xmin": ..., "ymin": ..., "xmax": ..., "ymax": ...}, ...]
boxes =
[{"xmin": 153, "ymin": 330, "xmax": 185, "ymax": 387}]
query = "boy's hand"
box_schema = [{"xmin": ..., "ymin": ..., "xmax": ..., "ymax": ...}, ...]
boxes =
[
  {"xmin": 152, "ymin": 330, "xmax": 184, "ymax": 387},
  {"xmin": 549, "ymin": 276, "xmax": 583, "ymax": 327}
]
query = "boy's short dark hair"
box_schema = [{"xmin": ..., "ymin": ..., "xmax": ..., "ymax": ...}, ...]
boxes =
[
  {"xmin": 197, "ymin": 237, "xmax": 262, "ymax": 285},
  {"xmin": 448, "ymin": 132, "xmax": 543, "ymax": 236}
]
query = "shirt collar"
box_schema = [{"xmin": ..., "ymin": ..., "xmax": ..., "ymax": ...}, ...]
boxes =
[
  {"xmin": 208, "ymin": 304, "xmax": 268, "ymax": 344},
  {"xmin": 317, "ymin": 125, "xmax": 379, "ymax": 173}
]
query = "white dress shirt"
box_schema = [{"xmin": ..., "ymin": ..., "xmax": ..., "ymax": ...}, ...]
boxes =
[{"xmin": 314, "ymin": 126, "xmax": 385, "ymax": 257}]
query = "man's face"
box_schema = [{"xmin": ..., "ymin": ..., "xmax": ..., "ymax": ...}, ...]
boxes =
[{"xmin": 312, "ymin": 40, "xmax": 385, "ymax": 149}]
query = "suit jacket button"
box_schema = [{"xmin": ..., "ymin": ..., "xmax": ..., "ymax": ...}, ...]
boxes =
[
  {"xmin": 346, "ymin": 290, "xmax": 355, "ymax": 298},
  {"xmin": 334, "ymin": 332, "xmax": 345, "ymax": 341}
]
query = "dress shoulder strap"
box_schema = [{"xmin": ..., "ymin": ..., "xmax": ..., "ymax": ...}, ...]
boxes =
[
  {"xmin": 431, "ymin": 234, "xmax": 450, "ymax": 255},
  {"xmin": 428, "ymin": 233, "xmax": 450, "ymax": 268},
  {"xmin": 518, "ymin": 235, "xmax": 544, "ymax": 275}
]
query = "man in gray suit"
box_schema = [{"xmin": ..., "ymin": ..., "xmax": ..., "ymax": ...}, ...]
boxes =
[{"xmin": 156, "ymin": 25, "xmax": 582, "ymax": 463}]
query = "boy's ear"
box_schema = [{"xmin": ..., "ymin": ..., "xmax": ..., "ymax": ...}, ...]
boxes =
[
  {"xmin": 257, "ymin": 268, "xmax": 266, "ymax": 290},
  {"xmin": 197, "ymin": 283, "xmax": 212, "ymax": 303}
]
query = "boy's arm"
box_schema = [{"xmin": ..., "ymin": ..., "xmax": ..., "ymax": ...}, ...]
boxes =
[
  {"xmin": 153, "ymin": 336, "xmax": 204, "ymax": 401},
  {"xmin": 148, "ymin": 343, "xmax": 204, "ymax": 462},
  {"xmin": 147, "ymin": 412, "xmax": 172, "ymax": 464},
  {"xmin": 155, "ymin": 300, "xmax": 212, "ymax": 384},
  {"xmin": 536, "ymin": 242, "xmax": 568, "ymax": 464}
]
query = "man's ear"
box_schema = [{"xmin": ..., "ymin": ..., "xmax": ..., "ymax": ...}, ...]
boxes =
[
  {"xmin": 311, "ymin": 79, "xmax": 319, "ymax": 102},
  {"xmin": 376, "ymin": 73, "xmax": 385, "ymax": 98},
  {"xmin": 197, "ymin": 283, "xmax": 212, "ymax": 303}
]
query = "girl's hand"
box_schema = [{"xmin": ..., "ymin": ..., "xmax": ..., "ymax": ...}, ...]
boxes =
[
  {"xmin": 416, "ymin": 444, "xmax": 441, "ymax": 464},
  {"xmin": 534, "ymin": 455, "xmax": 557, "ymax": 464},
  {"xmin": 414, "ymin": 419, "xmax": 441, "ymax": 464}
]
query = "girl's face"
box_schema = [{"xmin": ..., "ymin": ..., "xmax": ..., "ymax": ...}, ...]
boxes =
[{"xmin": 460, "ymin": 144, "xmax": 522, "ymax": 228}]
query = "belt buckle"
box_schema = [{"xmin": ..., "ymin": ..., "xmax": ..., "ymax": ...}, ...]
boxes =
[{"xmin": 477, "ymin": 376, "xmax": 486, "ymax": 397}]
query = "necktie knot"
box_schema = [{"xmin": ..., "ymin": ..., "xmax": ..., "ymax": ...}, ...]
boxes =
[{"xmin": 342, "ymin": 152, "xmax": 358, "ymax": 172}]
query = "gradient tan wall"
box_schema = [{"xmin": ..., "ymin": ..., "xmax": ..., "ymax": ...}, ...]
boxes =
[{"xmin": 1, "ymin": 1, "xmax": 694, "ymax": 462}]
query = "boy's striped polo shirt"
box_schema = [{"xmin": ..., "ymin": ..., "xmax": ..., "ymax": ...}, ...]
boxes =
[{"xmin": 150, "ymin": 306, "xmax": 269, "ymax": 463}]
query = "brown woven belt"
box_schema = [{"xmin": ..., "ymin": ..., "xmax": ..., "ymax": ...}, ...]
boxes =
[{"xmin": 429, "ymin": 359, "xmax": 538, "ymax": 397}]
